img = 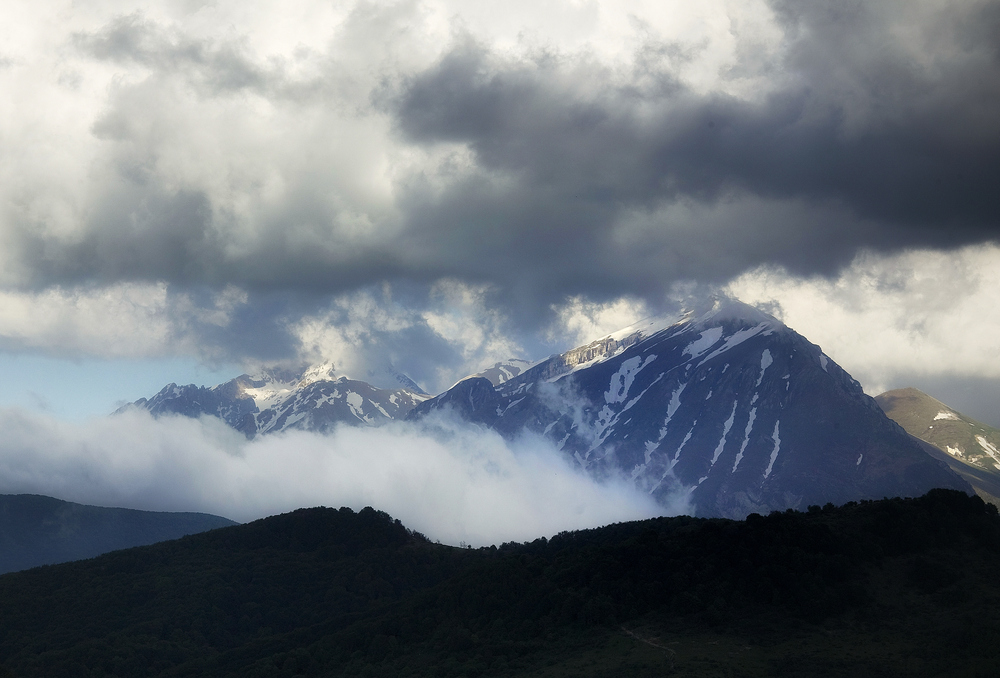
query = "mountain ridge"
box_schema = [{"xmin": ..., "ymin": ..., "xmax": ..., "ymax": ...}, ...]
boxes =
[
  {"xmin": 410, "ymin": 298, "xmax": 970, "ymax": 518},
  {"xmin": 0, "ymin": 493, "xmax": 236, "ymax": 574},
  {"xmin": 120, "ymin": 364, "xmax": 430, "ymax": 437},
  {"xmin": 121, "ymin": 298, "xmax": 972, "ymax": 518},
  {"xmin": 876, "ymin": 387, "xmax": 1000, "ymax": 506}
]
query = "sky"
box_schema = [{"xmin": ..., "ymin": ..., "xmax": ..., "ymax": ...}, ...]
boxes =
[{"xmin": 0, "ymin": 0, "xmax": 998, "ymax": 537}]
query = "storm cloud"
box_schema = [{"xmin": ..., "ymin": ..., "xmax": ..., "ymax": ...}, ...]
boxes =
[
  {"xmin": 390, "ymin": 0, "xmax": 1000, "ymax": 293},
  {"xmin": 1, "ymin": 0, "xmax": 998, "ymax": 385}
]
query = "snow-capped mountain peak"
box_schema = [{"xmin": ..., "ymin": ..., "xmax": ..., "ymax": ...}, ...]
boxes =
[
  {"xmin": 410, "ymin": 298, "xmax": 969, "ymax": 518},
  {"xmin": 121, "ymin": 295, "xmax": 969, "ymax": 519},
  {"xmin": 688, "ymin": 296, "xmax": 782, "ymax": 330},
  {"xmin": 298, "ymin": 362, "xmax": 339, "ymax": 387},
  {"xmin": 120, "ymin": 361, "xmax": 429, "ymax": 437},
  {"xmin": 238, "ymin": 379, "xmax": 299, "ymax": 412}
]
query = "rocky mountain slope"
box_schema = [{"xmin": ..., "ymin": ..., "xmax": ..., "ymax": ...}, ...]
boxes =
[
  {"xmin": 121, "ymin": 363, "xmax": 429, "ymax": 437},
  {"xmin": 0, "ymin": 494, "xmax": 235, "ymax": 574},
  {"xmin": 876, "ymin": 387, "xmax": 1000, "ymax": 506},
  {"xmin": 410, "ymin": 299, "xmax": 970, "ymax": 518}
]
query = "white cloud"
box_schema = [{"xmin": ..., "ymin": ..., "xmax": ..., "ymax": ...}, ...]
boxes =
[
  {"xmin": 0, "ymin": 283, "xmax": 182, "ymax": 357},
  {"xmin": 422, "ymin": 279, "xmax": 523, "ymax": 366},
  {"xmin": 0, "ymin": 0, "xmax": 788, "ymax": 286},
  {"xmin": 0, "ymin": 282, "xmax": 249, "ymax": 359},
  {"xmin": 547, "ymin": 295, "xmax": 652, "ymax": 347},
  {"xmin": 0, "ymin": 407, "xmax": 672, "ymax": 545},
  {"xmin": 1, "ymin": 0, "xmax": 995, "ymax": 409},
  {"xmin": 726, "ymin": 244, "xmax": 1000, "ymax": 394},
  {"xmin": 293, "ymin": 281, "xmax": 524, "ymax": 393},
  {"xmin": 3, "ymin": 0, "xmax": 770, "ymax": 369}
]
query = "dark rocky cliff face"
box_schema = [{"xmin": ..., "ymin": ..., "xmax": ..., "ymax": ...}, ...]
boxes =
[{"xmin": 410, "ymin": 299, "xmax": 970, "ymax": 518}]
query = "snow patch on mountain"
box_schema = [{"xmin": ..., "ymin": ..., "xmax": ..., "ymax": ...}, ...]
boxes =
[
  {"xmin": 709, "ymin": 401, "xmax": 739, "ymax": 468},
  {"xmin": 756, "ymin": 350, "xmax": 773, "ymax": 386},
  {"xmin": 674, "ymin": 424, "xmax": 695, "ymax": 467},
  {"xmin": 976, "ymin": 436, "xmax": 1000, "ymax": 469},
  {"xmin": 298, "ymin": 362, "xmax": 338, "ymax": 387},
  {"xmin": 606, "ymin": 312, "xmax": 686, "ymax": 343},
  {"xmin": 764, "ymin": 422, "xmax": 781, "ymax": 478},
  {"xmin": 605, "ymin": 355, "xmax": 656, "ymax": 404},
  {"xmin": 698, "ymin": 323, "xmax": 774, "ymax": 366},
  {"xmin": 242, "ymin": 380, "xmax": 299, "ymax": 411},
  {"xmin": 733, "ymin": 407, "xmax": 757, "ymax": 472},
  {"xmin": 683, "ymin": 327, "xmax": 724, "ymax": 358}
]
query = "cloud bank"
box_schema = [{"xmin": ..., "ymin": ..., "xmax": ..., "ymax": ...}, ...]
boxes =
[
  {"xmin": 1, "ymin": 0, "xmax": 998, "ymax": 379},
  {"xmin": 0, "ymin": 407, "xmax": 673, "ymax": 545}
]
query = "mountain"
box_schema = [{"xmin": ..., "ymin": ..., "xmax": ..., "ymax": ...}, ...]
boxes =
[
  {"xmin": 2, "ymin": 491, "xmax": 1000, "ymax": 676},
  {"xmin": 876, "ymin": 387, "xmax": 1000, "ymax": 506},
  {"xmin": 470, "ymin": 358, "xmax": 534, "ymax": 386},
  {"xmin": 121, "ymin": 363, "xmax": 430, "ymax": 437},
  {"xmin": 0, "ymin": 494, "xmax": 235, "ymax": 574},
  {"xmin": 409, "ymin": 298, "xmax": 970, "ymax": 518}
]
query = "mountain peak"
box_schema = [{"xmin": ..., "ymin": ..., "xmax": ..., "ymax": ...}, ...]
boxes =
[
  {"xmin": 122, "ymin": 361, "xmax": 430, "ymax": 437},
  {"xmin": 592, "ymin": 297, "xmax": 782, "ymax": 350},
  {"xmin": 298, "ymin": 362, "xmax": 339, "ymax": 388},
  {"xmin": 412, "ymin": 302, "xmax": 970, "ymax": 518},
  {"xmin": 691, "ymin": 296, "xmax": 782, "ymax": 328},
  {"xmin": 240, "ymin": 360, "xmax": 426, "ymax": 396}
]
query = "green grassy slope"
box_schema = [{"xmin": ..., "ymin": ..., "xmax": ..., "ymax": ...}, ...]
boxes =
[
  {"xmin": 2, "ymin": 491, "xmax": 1000, "ymax": 676},
  {"xmin": 876, "ymin": 387, "xmax": 1000, "ymax": 505}
]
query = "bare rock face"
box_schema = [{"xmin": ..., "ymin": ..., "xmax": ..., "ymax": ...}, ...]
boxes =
[{"xmin": 410, "ymin": 298, "xmax": 970, "ymax": 518}]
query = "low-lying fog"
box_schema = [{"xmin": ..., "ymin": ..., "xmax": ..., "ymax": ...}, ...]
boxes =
[{"xmin": 0, "ymin": 407, "xmax": 688, "ymax": 546}]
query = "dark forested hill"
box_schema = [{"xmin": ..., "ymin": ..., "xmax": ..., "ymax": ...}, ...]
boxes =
[
  {"xmin": 0, "ymin": 494, "xmax": 236, "ymax": 574},
  {"xmin": 2, "ymin": 491, "xmax": 1000, "ymax": 677}
]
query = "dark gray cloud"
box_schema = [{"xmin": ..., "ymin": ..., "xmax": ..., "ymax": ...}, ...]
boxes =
[
  {"xmin": 4, "ymin": 0, "xmax": 999, "ymax": 373},
  {"xmin": 45, "ymin": 1, "xmax": 997, "ymax": 310},
  {"xmin": 391, "ymin": 0, "xmax": 1000, "ymax": 297},
  {"xmin": 189, "ymin": 289, "xmax": 303, "ymax": 362}
]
